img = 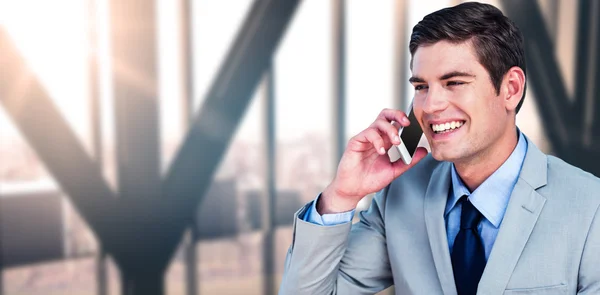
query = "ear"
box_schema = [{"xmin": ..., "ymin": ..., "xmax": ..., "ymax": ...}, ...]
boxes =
[{"xmin": 502, "ymin": 66, "xmax": 526, "ymax": 112}]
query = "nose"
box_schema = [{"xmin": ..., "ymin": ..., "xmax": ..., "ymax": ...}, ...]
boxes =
[{"xmin": 421, "ymin": 86, "xmax": 449, "ymax": 115}]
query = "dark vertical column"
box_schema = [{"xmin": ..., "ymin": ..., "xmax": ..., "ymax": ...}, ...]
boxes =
[
  {"xmin": 501, "ymin": 0, "xmax": 572, "ymax": 157},
  {"xmin": 97, "ymin": 251, "xmax": 107, "ymax": 295},
  {"xmin": 332, "ymin": 0, "xmax": 347, "ymax": 164},
  {"xmin": 586, "ymin": 0, "xmax": 600, "ymax": 144},
  {"xmin": 393, "ymin": 0, "xmax": 409, "ymax": 111},
  {"xmin": 179, "ymin": 0, "xmax": 198, "ymax": 294},
  {"xmin": 184, "ymin": 230, "xmax": 197, "ymax": 295},
  {"xmin": 110, "ymin": 0, "xmax": 161, "ymax": 200},
  {"xmin": 88, "ymin": 0, "xmax": 108, "ymax": 294},
  {"xmin": 262, "ymin": 65, "xmax": 277, "ymax": 295},
  {"xmin": 573, "ymin": 0, "xmax": 595, "ymax": 146},
  {"xmin": 122, "ymin": 272, "xmax": 164, "ymax": 295},
  {"xmin": 109, "ymin": 0, "xmax": 162, "ymax": 293}
]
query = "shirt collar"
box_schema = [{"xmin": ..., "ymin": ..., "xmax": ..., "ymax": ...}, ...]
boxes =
[{"xmin": 445, "ymin": 130, "xmax": 528, "ymax": 228}]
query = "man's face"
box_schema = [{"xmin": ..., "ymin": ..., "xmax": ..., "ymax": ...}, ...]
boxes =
[{"xmin": 410, "ymin": 40, "xmax": 513, "ymax": 163}]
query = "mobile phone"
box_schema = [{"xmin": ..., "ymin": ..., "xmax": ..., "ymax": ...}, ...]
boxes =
[{"xmin": 388, "ymin": 103, "xmax": 424, "ymax": 165}]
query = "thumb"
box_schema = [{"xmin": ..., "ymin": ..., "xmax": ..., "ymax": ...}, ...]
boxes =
[
  {"xmin": 410, "ymin": 147, "xmax": 429, "ymax": 164},
  {"xmin": 391, "ymin": 147, "xmax": 429, "ymax": 178}
]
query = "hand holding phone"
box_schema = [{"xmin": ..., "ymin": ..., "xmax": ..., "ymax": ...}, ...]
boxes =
[
  {"xmin": 388, "ymin": 103, "xmax": 426, "ymax": 165},
  {"xmin": 320, "ymin": 108, "xmax": 428, "ymax": 214}
]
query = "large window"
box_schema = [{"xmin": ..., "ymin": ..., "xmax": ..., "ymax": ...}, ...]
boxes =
[{"xmin": 1, "ymin": 1, "xmax": 562, "ymax": 294}]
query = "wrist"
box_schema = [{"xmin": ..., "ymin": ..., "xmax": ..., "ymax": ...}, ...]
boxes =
[{"xmin": 318, "ymin": 183, "xmax": 360, "ymax": 214}]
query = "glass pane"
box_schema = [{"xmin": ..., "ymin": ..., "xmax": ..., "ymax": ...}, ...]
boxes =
[
  {"xmin": 3, "ymin": 257, "xmax": 97, "ymax": 295},
  {"xmin": 157, "ymin": 0, "xmax": 186, "ymax": 175},
  {"xmin": 162, "ymin": 59, "xmax": 265, "ymax": 294},
  {"xmin": 346, "ymin": 0, "xmax": 395, "ymax": 139},
  {"xmin": 195, "ymin": 70, "xmax": 264, "ymax": 294},
  {"xmin": 165, "ymin": 235, "xmax": 186, "ymax": 295},
  {"xmin": 192, "ymin": 0, "xmax": 254, "ymax": 110},
  {"xmin": 106, "ymin": 255, "xmax": 121, "ymax": 295},
  {"xmin": 275, "ymin": 0, "xmax": 334, "ymax": 204},
  {"xmin": 0, "ymin": 108, "xmax": 53, "ymax": 184},
  {"xmin": 0, "ymin": 0, "xmax": 92, "ymax": 155},
  {"xmin": 272, "ymin": 0, "xmax": 336, "ymax": 292}
]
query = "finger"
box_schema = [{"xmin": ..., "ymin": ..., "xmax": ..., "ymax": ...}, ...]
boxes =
[
  {"xmin": 358, "ymin": 127, "xmax": 387, "ymax": 155},
  {"xmin": 377, "ymin": 108, "xmax": 410, "ymax": 127},
  {"xmin": 370, "ymin": 118, "xmax": 401, "ymax": 146},
  {"xmin": 348, "ymin": 127, "xmax": 381, "ymax": 152}
]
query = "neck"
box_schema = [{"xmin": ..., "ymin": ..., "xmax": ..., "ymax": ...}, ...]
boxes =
[{"xmin": 454, "ymin": 127, "xmax": 519, "ymax": 192}]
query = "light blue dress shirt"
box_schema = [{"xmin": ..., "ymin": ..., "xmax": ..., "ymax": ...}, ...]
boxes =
[
  {"xmin": 446, "ymin": 131, "xmax": 527, "ymax": 259},
  {"xmin": 304, "ymin": 193, "xmax": 356, "ymax": 225},
  {"xmin": 304, "ymin": 131, "xmax": 528, "ymax": 261}
]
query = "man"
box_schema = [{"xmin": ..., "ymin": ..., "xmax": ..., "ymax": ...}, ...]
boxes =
[{"xmin": 279, "ymin": 2, "xmax": 600, "ymax": 295}]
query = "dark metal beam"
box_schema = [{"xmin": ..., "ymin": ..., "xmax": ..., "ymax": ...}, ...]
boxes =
[
  {"xmin": 179, "ymin": 1, "xmax": 198, "ymax": 294},
  {"xmin": 110, "ymin": 0, "xmax": 161, "ymax": 199},
  {"xmin": 0, "ymin": 28, "xmax": 116, "ymax": 230},
  {"xmin": 573, "ymin": 0, "xmax": 592, "ymax": 129},
  {"xmin": 571, "ymin": 0, "xmax": 600, "ymax": 146},
  {"xmin": 108, "ymin": 1, "xmax": 163, "ymax": 291},
  {"xmin": 587, "ymin": 0, "xmax": 600, "ymax": 141},
  {"xmin": 502, "ymin": 0, "xmax": 576, "ymax": 158},
  {"xmin": 183, "ymin": 229, "xmax": 197, "ymax": 295},
  {"xmin": 163, "ymin": 0, "xmax": 300, "ymax": 212}
]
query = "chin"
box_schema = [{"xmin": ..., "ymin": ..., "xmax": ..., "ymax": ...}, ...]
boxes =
[
  {"xmin": 429, "ymin": 148, "xmax": 462, "ymax": 163},
  {"xmin": 429, "ymin": 149, "xmax": 447, "ymax": 161}
]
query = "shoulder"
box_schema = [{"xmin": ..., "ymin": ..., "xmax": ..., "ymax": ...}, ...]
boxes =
[
  {"xmin": 540, "ymin": 155, "xmax": 600, "ymax": 213},
  {"xmin": 545, "ymin": 155, "xmax": 600, "ymax": 196}
]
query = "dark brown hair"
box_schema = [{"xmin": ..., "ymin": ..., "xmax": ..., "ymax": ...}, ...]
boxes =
[{"xmin": 409, "ymin": 2, "xmax": 527, "ymax": 113}]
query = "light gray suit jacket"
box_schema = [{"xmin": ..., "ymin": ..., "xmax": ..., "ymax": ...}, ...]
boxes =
[{"xmin": 279, "ymin": 138, "xmax": 600, "ymax": 294}]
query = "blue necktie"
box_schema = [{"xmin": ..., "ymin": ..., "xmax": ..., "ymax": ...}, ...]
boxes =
[{"xmin": 451, "ymin": 196, "xmax": 486, "ymax": 295}]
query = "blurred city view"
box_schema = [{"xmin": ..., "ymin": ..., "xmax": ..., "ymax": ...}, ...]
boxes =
[{"xmin": 0, "ymin": 0, "xmax": 597, "ymax": 294}]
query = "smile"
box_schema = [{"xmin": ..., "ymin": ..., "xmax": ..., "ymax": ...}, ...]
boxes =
[{"xmin": 431, "ymin": 120, "xmax": 465, "ymax": 134}]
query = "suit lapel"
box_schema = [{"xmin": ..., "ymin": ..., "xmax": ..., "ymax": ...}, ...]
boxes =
[
  {"xmin": 424, "ymin": 161, "xmax": 457, "ymax": 295},
  {"xmin": 477, "ymin": 138, "xmax": 548, "ymax": 294}
]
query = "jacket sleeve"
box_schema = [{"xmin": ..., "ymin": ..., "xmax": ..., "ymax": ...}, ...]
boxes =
[{"xmin": 279, "ymin": 188, "xmax": 394, "ymax": 295}]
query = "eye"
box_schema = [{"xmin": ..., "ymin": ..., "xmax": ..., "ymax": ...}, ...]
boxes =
[
  {"xmin": 414, "ymin": 84, "xmax": 428, "ymax": 91},
  {"xmin": 447, "ymin": 81, "xmax": 465, "ymax": 86}
]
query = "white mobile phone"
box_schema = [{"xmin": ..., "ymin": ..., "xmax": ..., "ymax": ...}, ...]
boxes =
[{"xmin": 388, "ymin": 103, "xmax": 424, "ymax": 165}]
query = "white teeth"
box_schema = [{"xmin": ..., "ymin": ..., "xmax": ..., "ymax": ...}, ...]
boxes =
[{"xmin": 432, "ymin": 121, "xmax": 464, "ymax": 133}]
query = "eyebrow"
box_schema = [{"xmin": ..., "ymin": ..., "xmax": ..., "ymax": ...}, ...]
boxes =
[
  {"xmin": 408, "ymin": 76, "xmax": 425, "ymax": 83},
  {"xmin": 439, "ymin": 71, "xmax": 475, "ymax": 80},
  {"xmin": 409, "ymin": 71, "xmax": 475, "ymax": 83}
]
